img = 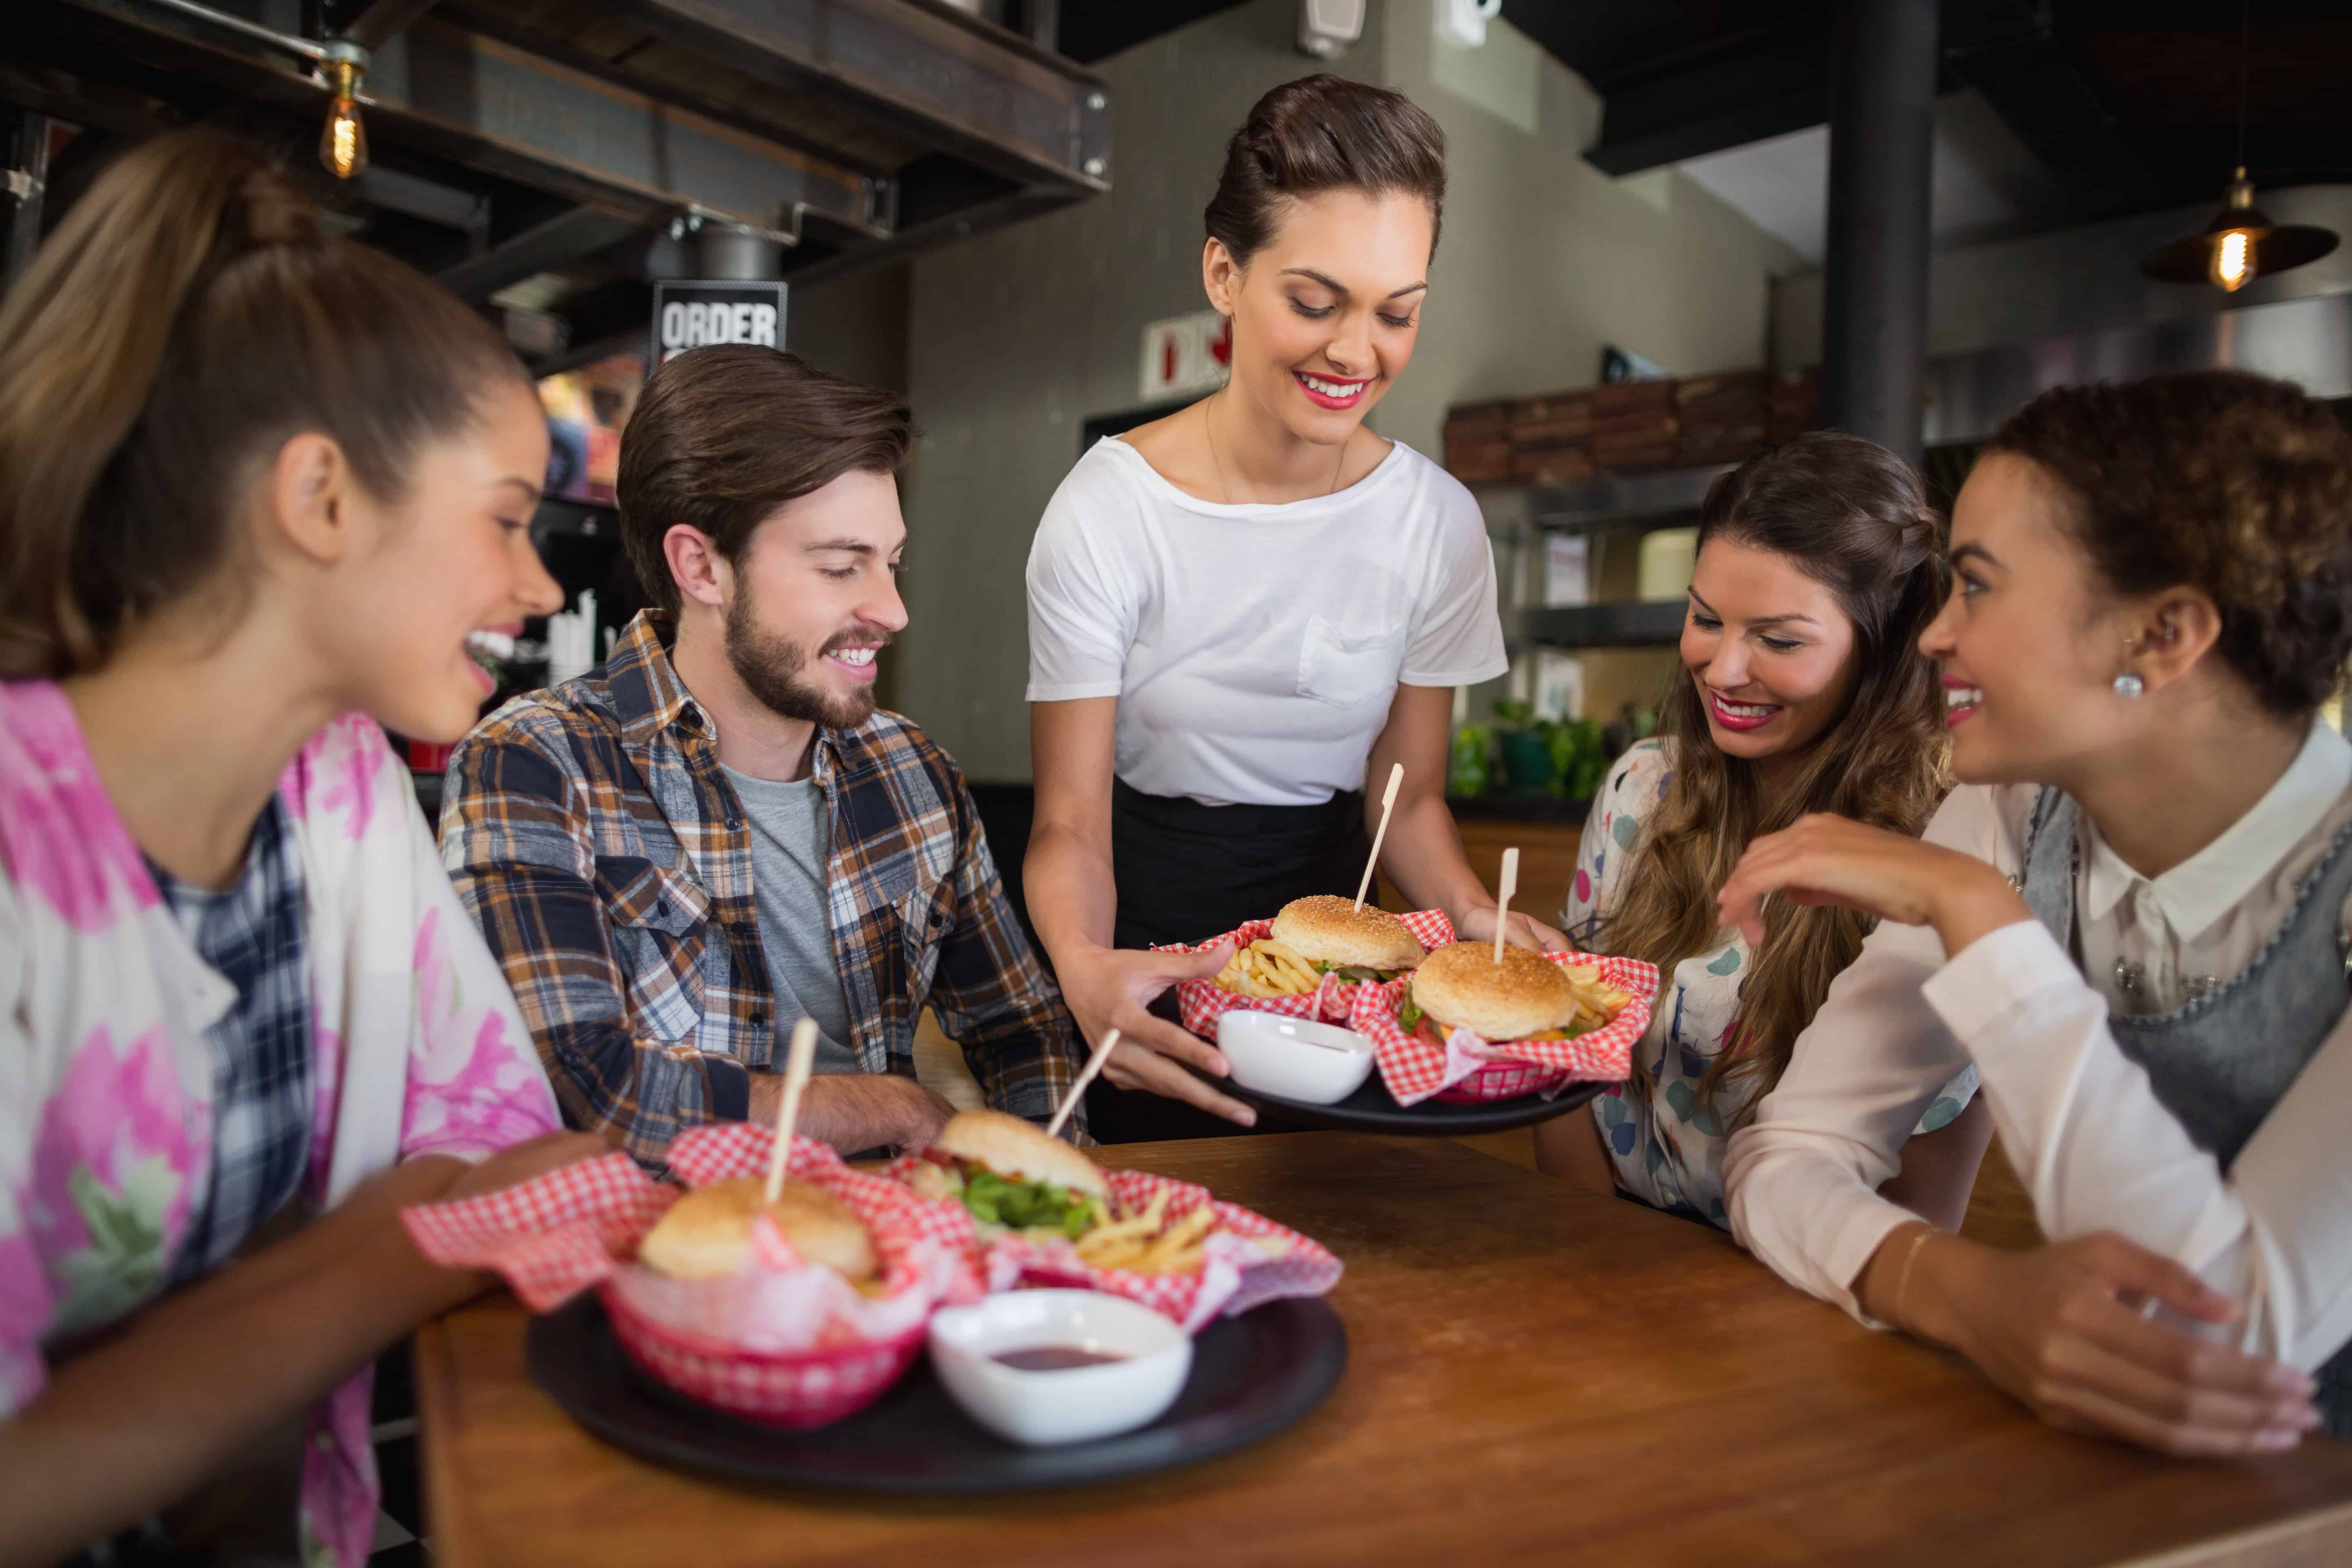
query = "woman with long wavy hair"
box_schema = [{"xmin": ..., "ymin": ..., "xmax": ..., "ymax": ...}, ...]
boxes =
[{"xmin": 1535, "ymin": 432, "xmax": 1989, "ymax": 1229}]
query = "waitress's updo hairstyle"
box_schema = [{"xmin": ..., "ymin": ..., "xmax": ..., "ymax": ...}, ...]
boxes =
[
  {"xmin": 1203, "ymin": 74, "xmax": 1447, "ymax": 268},
  {"xmin": 1990, "ymin": 371, "xmax": 2352, "ymax": 716}
]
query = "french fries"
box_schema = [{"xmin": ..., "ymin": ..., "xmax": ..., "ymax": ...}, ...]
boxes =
[
  {"xmin": 1070, "ymin": 1187, "xmax": 1219, "ymax": 1275},
  {"xmin": 1214, "ymin": 937, "xmax": 1322, "ymax": 998},
  {"xmin": 1558, "ymin": 963, "xmax": 1631, "ymax": 1035}
]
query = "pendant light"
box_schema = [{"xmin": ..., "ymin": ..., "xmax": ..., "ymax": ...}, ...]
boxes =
[
  {"xmin": 317, "ymin": 40, "xmax": 370, "ymax": 180},
  {"xmin": 2140, "ymin": 0, "xmax": 2336, "ymax": 291}
]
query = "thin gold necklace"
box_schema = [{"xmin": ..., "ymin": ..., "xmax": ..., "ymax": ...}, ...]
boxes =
[{"xmin": 1204, "ymin": 388, "xmax": 1349, "ymax": 504}]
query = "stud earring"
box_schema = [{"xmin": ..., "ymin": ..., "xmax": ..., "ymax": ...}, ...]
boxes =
[{"xmin": 2113, "ymin": 635, "xmax": 2144, "ymax": 699}]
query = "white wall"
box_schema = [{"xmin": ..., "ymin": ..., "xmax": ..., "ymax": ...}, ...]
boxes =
[{"xmin": 895, "ymin": 0, "xmax": 1804, "ymax": 781}]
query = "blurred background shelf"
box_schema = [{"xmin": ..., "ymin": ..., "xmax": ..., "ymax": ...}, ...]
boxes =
[
  {"xmin": 1485, "ymin": 464, "xmax": 1733, "ymax": 537},
  {"xmin": 1514, "ymin": 601, "xmax": 1687, "ymax": 651},
  {"xmin": 1446, "ymin": 796, "xmax": 1590, "ymax": 824}
]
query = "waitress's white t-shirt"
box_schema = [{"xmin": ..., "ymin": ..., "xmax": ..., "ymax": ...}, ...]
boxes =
[{"xmin": 1025, "ymin": 435, "xmax": 1509, "ymax": 807}]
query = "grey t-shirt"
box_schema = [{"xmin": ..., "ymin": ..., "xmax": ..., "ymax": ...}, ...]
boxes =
[{"xmin": 721, "ymin": 765, "xmax": 860, "ymax": 1075}]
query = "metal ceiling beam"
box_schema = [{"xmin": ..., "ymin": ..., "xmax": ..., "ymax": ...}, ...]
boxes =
[
  {"xmin": 380, "ymin": 20, "xmax": 886, "ymax": 242},
  {"xmin": 335, "ymin": 0, "xmax": 442, "ymax": 50},
  {"xmin": 358, "ymin": 164, "xmax": 489, "ymax": 234},
  {"xmin": 784, "ymin": 181, "xmax": 1076, "ymax": 290},
  {"xmin": 598, "ymin": 0, "xmax": 1111, "ymax": 195},
  {"xmin": 0, "ymin": 55, "xmax": 182, "ymax": 141},
  {"xmin": 436, "ymin": 203, "xmax": 645, "ymax": 300},
  {"xmin": 31, "ymin": 3, "xmax": 886, "ymax": 243}
]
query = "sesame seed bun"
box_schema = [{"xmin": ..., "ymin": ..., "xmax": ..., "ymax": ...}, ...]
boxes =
[
  {"xmin": 1408, "ymin": 940, "xmax": 1579, "ymax": 1042},
  {"xmin": 931, "ymin": 1109, "xmax": 1107, "ymax": 1197},
  {"xmin": 1268, "ymin": 895, "xmax": 1425, "ymax": 973},
  {"xmin": 637, "ymin": 1176, "xmax": 878, "ymax": 1283}
]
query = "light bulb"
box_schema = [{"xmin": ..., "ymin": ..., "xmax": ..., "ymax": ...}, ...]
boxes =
[
  {"xmin": 2210, "ymin": 228, "xmax": 2254, "ymax": 292},
  {"xmin": 318, "ymin": 56, "xmax": 368, "ymax": 180}
]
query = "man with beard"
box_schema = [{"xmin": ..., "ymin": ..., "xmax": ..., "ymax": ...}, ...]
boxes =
[{"xmin": 440, "ymin": 346, "xmax": 1085, "ymax": 1164}]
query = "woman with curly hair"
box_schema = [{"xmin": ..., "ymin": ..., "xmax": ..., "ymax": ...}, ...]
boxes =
[
  {"xmin": 1723, "ymin": 370, "xmax": 2352, "ymax": 1457},
  {"xmin": 1536, "ymin": 432, "xmax": 1987, "ymax": 1229}
]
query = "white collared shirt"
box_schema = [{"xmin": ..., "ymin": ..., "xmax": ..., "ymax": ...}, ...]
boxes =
[
  {"xmin": 2079, "ymin": 724, "xmax": 2352, "ymax": 1012},
  {"xmin": 1724, "ymin": 722, "xmax": 2352, "ymax": 1372}
]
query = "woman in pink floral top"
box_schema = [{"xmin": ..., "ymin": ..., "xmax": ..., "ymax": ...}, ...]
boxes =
[{"xmin": 0, "ymin": 130, "xmax": 604, "ymax": 1564}]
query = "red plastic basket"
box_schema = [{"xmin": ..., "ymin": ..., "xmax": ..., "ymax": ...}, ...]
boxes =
[{"xmin": 600, "ymin": 1285, "xmax": 927, "ymax": 1428}]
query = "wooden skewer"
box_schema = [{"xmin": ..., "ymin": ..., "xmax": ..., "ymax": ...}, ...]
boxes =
[
  {"xmin": 762, "ymin": 1017, "xmax": 820, "ymax": 1204},
  {"xmin": 1047, "ymin": 1028, "xmax": 1120, "ymax": 1140},
  {"xmin": 1354, "ymin": 762, "xmax": 1405, "ymax": 914},
  {"xmin": 1492, "ymin": 847, "xmax": 1519, "ymax": 966}
]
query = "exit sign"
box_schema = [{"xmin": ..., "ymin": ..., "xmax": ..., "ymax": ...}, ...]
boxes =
[{"xmin": 1138, "ymin": 309, "xmax": 1232, "ymax": 402}]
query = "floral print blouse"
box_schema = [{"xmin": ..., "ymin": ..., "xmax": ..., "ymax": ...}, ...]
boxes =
[
  {"xmin": 1562, "ymin": 739, "xmax": 1976, "ymax": 1227},
  {"xmin": 0, "ymin": 681, "xmax": 562, "ymax": 1567}
]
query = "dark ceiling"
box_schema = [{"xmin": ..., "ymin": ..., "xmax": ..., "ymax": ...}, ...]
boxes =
[
  {"xmin": 1062, "ymin": 0, "xmax": 2352, "ymax": 220},
  {"xmin": 5, "ymin": 0, "xmax": 1110, "ymax": 371}
]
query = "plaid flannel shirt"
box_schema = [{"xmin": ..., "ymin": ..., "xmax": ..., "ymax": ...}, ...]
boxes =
[{"xmin": 439, "ymin": 611, "xmax": 1084, "ymax": 1165}]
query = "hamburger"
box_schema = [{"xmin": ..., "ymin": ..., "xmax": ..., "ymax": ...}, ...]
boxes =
[
  {"xmin": 907, "ymin": 1109, "xmax": 1109, "ymax": 1241},
  {"xmin": 637, "ymin": 1176, "xmax": 878, "ymax": 1284},
  {"xmin": 1399, "ymin": 940, "xmax": 1584, "ymax": 1045},
  {"xmin": 1266, "ymin": 895, "xmax": 1424, "ymax": 982}
]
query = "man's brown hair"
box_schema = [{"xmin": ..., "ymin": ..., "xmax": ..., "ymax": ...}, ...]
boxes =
[{"xmin": 617, "ymin": 345, "xmax": 912, "ymax": 612}]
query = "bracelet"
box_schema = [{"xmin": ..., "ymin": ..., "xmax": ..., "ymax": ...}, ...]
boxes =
[{"xmin": 1892, "ymin": 1225, "xmax": 1938, "ymax": 1336}]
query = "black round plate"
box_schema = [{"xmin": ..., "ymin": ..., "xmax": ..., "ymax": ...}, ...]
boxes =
[
  {"xmin": 527, "ymin": 1294, "xmax": 1347, "ymax": 1493},
  {"xmin": 1223, "ymin": 1074, "xmax": 1606, "ymax": 1134}
]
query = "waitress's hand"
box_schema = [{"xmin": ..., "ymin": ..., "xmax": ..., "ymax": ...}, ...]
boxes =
[
  {"xmin": 1454, "ymin": 904, "xmax": 1570, "ymax": 954},
  {"xmin": 1057, "ymin": 941, "xmax": 1256, "ymax": 1126},
  {"xmin": 1716, "ymin": 813, "xmax": 2027, "ymax": 956}
]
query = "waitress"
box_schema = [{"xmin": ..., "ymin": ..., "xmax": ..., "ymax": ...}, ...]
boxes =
[{"xmin": 1024, "ymin": 74, "xmax": 1565, "ymax": 1142}]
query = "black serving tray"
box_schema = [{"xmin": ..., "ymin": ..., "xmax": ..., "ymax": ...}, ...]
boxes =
[
  {"xmin": 1222, "ymin": 1074, "xmax": 1607, "ymax": 1134},
  {"xmin": 527, "ymin": 1292, "xmax": 1347, "ymax": 1494}
]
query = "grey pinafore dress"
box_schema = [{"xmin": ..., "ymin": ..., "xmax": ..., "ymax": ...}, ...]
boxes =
[{"xmin": 2018, "ymin": 787, "xmax": 2352, "ymax": 1434}]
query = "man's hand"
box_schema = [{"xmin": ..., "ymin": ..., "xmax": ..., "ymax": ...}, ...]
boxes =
[{"xmin": 750, "ymin": 1071, "xmax": 958, "ymax": 1154}]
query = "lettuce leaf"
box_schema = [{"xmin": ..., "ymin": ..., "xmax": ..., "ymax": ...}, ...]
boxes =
[{"xmin": 959, "ymin": 1163, "xmax": 1094, "ymax": 1239}]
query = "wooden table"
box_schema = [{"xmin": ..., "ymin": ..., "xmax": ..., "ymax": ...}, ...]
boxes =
[{"xmin": 416, "ymin": 1134, "xmax": 2352, "ymax": 1567}]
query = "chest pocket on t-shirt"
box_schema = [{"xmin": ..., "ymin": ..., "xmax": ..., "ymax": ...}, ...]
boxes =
[
  {"xmin": 595, "ymin": 855, "xmax": 712, "ymax": 1044},
  {"xmin": 1297, "ymin": 615, "xmax": 1408, "ymax": 710}
]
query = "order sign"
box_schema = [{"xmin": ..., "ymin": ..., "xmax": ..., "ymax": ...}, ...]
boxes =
[{"xmin": 650, "ymin": 280, "xmax": 788, "ymax": 365}]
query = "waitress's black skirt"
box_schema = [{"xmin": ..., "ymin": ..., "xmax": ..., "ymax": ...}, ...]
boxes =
[{"xmin": 1087, "ymin": 778, "xmax": 1372, "ymax": 1143}]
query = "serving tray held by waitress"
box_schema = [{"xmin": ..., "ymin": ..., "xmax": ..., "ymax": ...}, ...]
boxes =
[
  {"xmin": 1161, "ymin": 910, "xmax": 1657, "ymax": 1135},
  {"xmin": 526, "ymin": 1292, "xmax": 1348, "ymax": 1493}
]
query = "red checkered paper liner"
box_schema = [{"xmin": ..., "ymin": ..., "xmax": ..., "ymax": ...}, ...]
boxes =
[
  {"xmin": 1162, "ymin": 908, "xmax": 1458, "ymax": 1040},
  {"xmin": 1350, "ymin": 950, "xmax": 1659, "ymax": 1105},
  {"xmin": 402, "ymin": 1126, "xmax": 970, "ymax": 1424},
  {"xmin": 884, "ymin": 1159, "xmax": 1341, "ymax": 1335},
  {"xmin": 607, "ymin": 1122, "xmax": 980, "ymax": 1351},
  {"xmin": 399, "ymin": 1149, "xmax": 674, "ymax": 1312}
]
